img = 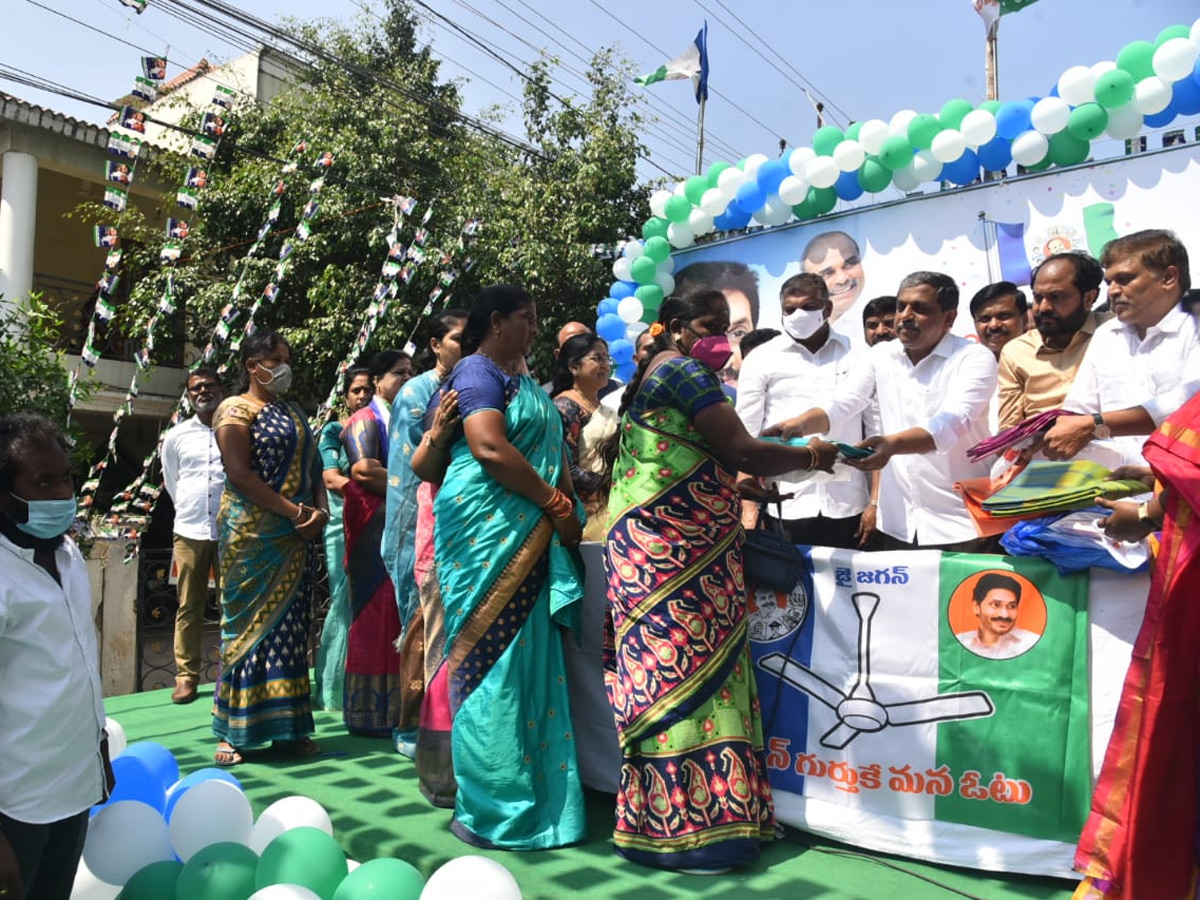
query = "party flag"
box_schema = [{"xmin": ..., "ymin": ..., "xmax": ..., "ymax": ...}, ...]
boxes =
[
  {"xmin": 106, "ymin": 161, "xmax": 133, "ymax": 185},
  {"xmin": 131, "ymin": 76, "xmax": 158, "ymax": 102},
  {"xmin": 166, "ymin": 218, "xmax": 189, "ymax": 240},
  {"xmin": 119, "ymin": 106, "xmax": 147, "ymax": 133},
  {"xmin": 176, "ymin": 186, "xmax": 199, "ymax": 210},
  {"xmin": 94, "ymin": 225, "xmax": 120, "ymax": 248},
  {"xmin": 107, "ymin": 132, "xmax": 141, "ymax": 158},
  {"xmin": 1082, "ymin": 202, "xmax": 1119, "ymax": 258},
  {"xmin": 120, "ymin": 0, "xmax": 148, "ymax": 12},
  {"xmin": 995, "ymin": 221, "xmax": 1032, "ymax": 285},
  {"xmin": 160, "ymin": 240, "xmax": 182, "ymax": 263},
  {"xmin": 972, "ymin": 0, "xmax": 1041, "ymax": 37},
  {"xmin": 191, "ymin": 135, "xmax": 217, "ymax": 160},
  {"xmin": 141, "ymin": 56, "xmax": 167, "ymax": 80},
  {"xmin": 635, "ymin": 22, "xmax": 708, "ymax": 104},
  {"xmin": 212, "ymin": 84, "xmax": 235, "ymax": 109},
  {"xmin": 103, "ymin": 185, "xmax": 128, "ymax": 212}
]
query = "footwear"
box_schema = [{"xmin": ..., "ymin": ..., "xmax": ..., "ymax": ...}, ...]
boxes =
[
  {"xmin": 214, "ymin": 741, "xmax": 244, "ymax": 767},
  {"xmin": 271, "ymin": 737, "xmax": 322, "ymax": 758},
  {"xmin": 677, "ymin": 867, "xmax": 733, "ymax": 876},
  {"xmin": 172, "ymin": 678, "xmax": 198, "ymax": 704}
]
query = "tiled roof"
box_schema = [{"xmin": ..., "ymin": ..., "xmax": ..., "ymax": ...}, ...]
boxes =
[{"xmin": 0, "ymin": 92, "xmax": 109, "ymax": 148}]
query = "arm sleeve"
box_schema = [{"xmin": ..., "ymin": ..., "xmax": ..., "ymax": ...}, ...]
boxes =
[
  {"xmin": 554, "ymin": 397, "xmax": 601, "ymax": 495},
  {"xmin": 823, "ymin": 352, "xmax": 877, "ymax": 429},
  {"xmin": 1141, "ymin": 338, "xmax": 1200, "ymax": 425},
  {"xmin": 734, "ymin": 352, "xmax": 768, "ymax": 437},
  {"xmin": 925, "ymin": 345, "xmax": 998, "ymax": 452},
  {"xmin": 452, "ymin": 356, "xmax": 510, "ymax": 420},
  {"xmin": 213, "ymin": 397, "xmax": 256, "ymax": 430},
  {"xmin": 1062, "ymin": 337, "xmax": 1102, "ymax": 415},
  {"xmin": 996, "ymin": 343, "xmax": 1025, "ymax": 431},
  {"xmin": 160, "ymin": 431, "xmax": 180, "ymax": 501},
  {"xmin": 317, "ymin": 422, "xmax": 344, "ymax": 471},
  {"xmin": 342, "ymin": 413, "xmax": 382, "ymax": 466},
  {"xmin": 660, "ymin": 357, "xmax": 729, "ymax": 419}
]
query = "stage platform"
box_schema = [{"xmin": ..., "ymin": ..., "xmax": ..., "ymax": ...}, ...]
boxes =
[{"xmin": 103, "ymin": 685, "xmax": 1079, "ymax": 900}]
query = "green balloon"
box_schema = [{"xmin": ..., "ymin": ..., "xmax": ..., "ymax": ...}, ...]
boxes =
[
  {"xmin": 978, "ymin": 99, "xmax": 1002, "ymax": 115},
  {"xmin": 1025, "ymin": 156, "xmax": 1053, "ymax": 173},
  {"xmin": 939, "ymin": 98, "xmax": 973, "ymax": 130},
  {"xmin": 176, "ymin": 843, "xmax": 258, "ymax": 900},
  {"xmin": 332, "ymin": 858, "xmax": 425, "ymax": 900},
  {"xmin": 1115, "ymin": 39, "xmax": 1157, "ymax": 80},
  {"xmin": 663, "ymin": 194, "xmax": 692, "ymax": 224},
  {"xmin": 705, "ymin": 160, "xmax": 731, "ymax": 187},
  {"xmin": 1067, "ymin": 103, "xmax": 1109, "ymax": 140},
  {"xmin": 812, "ymin": 125, "xmax": 845, "ymax": 156},
  {"xmin": 256, "ymin": 827, "xmax": 347, "ymax": 900},
  {"xmin": 639, "ymin": 301, "xmax": 660, "ymax": 325},
  {"xmin": 1094, "ymin": 69, "xmax": 1135, "ymax": 109},
  {"xmin": 878, "ymin": 135, "xmax": 914, "ymax": 171},
  {"xmin": 844, "ymin": 121, "xmax": 862, "ymax": 142},
  {"xmin": 634, "ymin": 283, "xmax": 664, "ymax": 308},
  {"xmin": 630, "ymin": 255, "xmax": 658, "ymax": 284},
  {"xmin": 1156, "ymin": 25, "xmax": 1191, "ymax": 46},
  {"xmin": 906, "ymin": 113, "xmax": 942, "ymax": 150},
  {"xmin": 858, "ymin": 157, "xmax": 892, "ymax": 193},
  {"xmin": 1047, "ymin": 130, "xmax": 1090, "ymax": 167},
  {"xmin": 792, "ymin": 185, "xmax": 838, "ymax": 220},
  {"xmin": 642, "ymin": 217, "xmax": 669, "ymax": 241},
  {"xmin": 117, "ymin": 860, "xmax": 183, "ymax": 900},
  {"xmin": 683, "ymin": 175, "xmax": 708, "ymax": 205},
  {"xmin": 642, "ymin": 236, "xmax": 670, "ymax": 265}
]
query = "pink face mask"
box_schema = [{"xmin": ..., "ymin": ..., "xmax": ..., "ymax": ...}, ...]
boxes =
[{"xmin": 688, "ymin": 334, "xmax": 733, "ymax": 372}]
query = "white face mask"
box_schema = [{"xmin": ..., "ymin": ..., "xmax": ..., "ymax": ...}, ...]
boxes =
[
  {"xmin": 254, "ymin": 361, "xmax": 293, "ymax": 395},
  {"xmin": 782, "ymin": 307, "xmax": 826, "ymax": 341}
]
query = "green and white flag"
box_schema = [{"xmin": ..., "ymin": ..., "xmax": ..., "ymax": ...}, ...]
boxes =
[
  {"xmin": 634, "ymin": 22, "xmax": 708, "ymax": 104},
  {"xmin": 973, "ymin": 0, "xmax": 1041, "ymax": 36}
]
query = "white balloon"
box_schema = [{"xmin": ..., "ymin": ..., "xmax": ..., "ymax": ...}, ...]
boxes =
[
  {"xmin": 698, "ymin": 187, "xmax": 726, "ymax": 216},
  {"xmin": 419, "ymin": 856, "xmax": 522, "ymax": 900},
  {"xmin": 1011, "ymin": 130, "xmax": 1050, "ymax": 167},
  {"xmin": 620, "ymin": 240, "xmax": 643, "ymax": 260},
  {"xmin": 959, "ymin": 109, "xmax": 997, "ymax": 147},
  {"xmin": 687, "ymin": 207, "xmax": 714, "ymax": 235},
  {"xmin": 83, "ymin": 801, "xmax": 174, "ymax": 886},
  {"xmin": 805, "ymin": 155, "xmax": 839, "ymax": 189},
  {"xmin": 249, "ymin": 796, "xmax": 334, "ymax": 855},
  {"xmin": 648, "ymin": 189, "xmax": 671, "ymax": 219},
  {"xmin": 169, "ymin": 779, "xmax": 254, "ymax": 861},
  {"xmin": 1105, "ymin": 104, "xmax": 1145, "ymax": 140},
  {"xmin": 831, "ymin": 139, "xmax": 865, "ymax": 172},
  {"xmin": 742, "ymin": 153, "xmax": 770, "ymax": 178},
  {"xmin": 1030, "ymin": 96, "xmax": 1071, "ymax": 135},
  {"xmin": 787, "ymin": 146, "xmax": 815, "ymax": 177},
  {"xmin": 666, "ymin": 221, "xmax": 694, "ymax": 249},
  {"xmin": 888, "ymin": 109, "xmax": 918, "ymax": 138},
  {"xmin": 247, "ymin": 887, "xmax": 322, "ymax": 900},
  {"xmin": 1153, "ymin": 37, "xmax": 1200, "ymax": 83},
  {"xmin": 1134, "ymin": 76, "xmax": 1173, "ymax": 114},
  {"xmin": 857, "ymin": 119, "xmax": 890, "ymax": 155},
  {"xmin": 672, "ymin": 179, "xmax": 688, "ymax": 197},
  {"xmin": 929, "ymin": 129, "xmax": 966, "ymax": 163},
  {"xmin": 891, "ymin": 164, "xmax": 922, "ymax": 192},
  {"xmin": 616, "ymin": 297, "xmax": 643, "ymax": 324},
  {"xmin": 70, "ymin": 857, "xmax": 122, "ymax": 900},
  {"xmin": 1089, "ymin": 59, "xmax": 1117, "ymax": 80},
  {"xmin": 716, "ymin": 166, "xmax": 746, "ymax": 194},
  {"xmin": 911, "ymin": 149, "xmax": 943, "ymax": 182},
  {"xmin": 777, "ymin": 174, "xmax": 809, "ymax": 205},
  {"xmin": 611, "ymin": 256, "xmax": 633, "ymax": 283},
  {"xmin": 1058, "ymin": 64, "xmax": 1097, "ymax": 106},
  {"xmin": 104, "ymin": 717, "xmax": 127, "ymax": 758},
  {"xmin": 625, "ymin": 321, "xmax": 649, "ymax": 341},
  {"xmin": 659, "ymin": 255, "xmax": 675, "ymax": 274},
  {"xmin": 753, "ymin": 194, "xmax": 791, "ymax": 227},
  {"xmin": 652, "ymin": 271, "xmax": 675, "ymax": 296},
  {"xmin": 346, "ymin": 859, "xmax": 362, "ymax": 873}
]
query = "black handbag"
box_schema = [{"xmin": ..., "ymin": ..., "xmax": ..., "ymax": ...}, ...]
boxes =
[{"xmin": 741, "ymin": 503, "xmax": 806, "ymax": 592}]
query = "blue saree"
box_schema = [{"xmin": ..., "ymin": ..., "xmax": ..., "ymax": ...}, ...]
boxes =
[
  {"xmin": 314, "ymin": 419, "xmax": 350, "ymax": 710},
  {"xmin": 434, "ymin": 354, "xmax": 586, "ymax": 850},
  {"xmin": 212, "ymin": 396, "xmax": 317, "ymax": 747}
]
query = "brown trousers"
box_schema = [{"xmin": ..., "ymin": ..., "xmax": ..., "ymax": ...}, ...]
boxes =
[{"xmin": 172, "ymin": 533, "xmax": 220, "ymax": 681}]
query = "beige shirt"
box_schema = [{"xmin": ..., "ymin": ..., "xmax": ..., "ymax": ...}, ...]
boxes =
[{"xmin": 997, "ymin": 311, "xmax": 1108, "ymax": 430}]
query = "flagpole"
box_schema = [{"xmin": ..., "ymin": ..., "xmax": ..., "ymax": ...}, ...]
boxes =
[
  {"xmin": 696, "ymin": 94, "xmax": 706, "ymax": 174},
  {"xmin": 986, "ymin": 27, "xmax": 999, "ymax": 100}
]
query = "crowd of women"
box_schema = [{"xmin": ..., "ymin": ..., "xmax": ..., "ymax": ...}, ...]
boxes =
[{"xmin": 207, "ymin": 281, "xmax": 838, "ymax": 873}]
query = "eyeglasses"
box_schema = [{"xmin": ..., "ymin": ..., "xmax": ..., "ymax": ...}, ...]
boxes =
[{"xmin": 584, "ymin": 355, "xmax": 613, "ymax": 364}]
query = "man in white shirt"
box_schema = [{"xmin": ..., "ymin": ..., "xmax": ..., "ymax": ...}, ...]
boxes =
[
  {"xmin": 161, "ymin": 367, "xmax": 225, "ymax": 704},
  {"xmin": 1044, "ymin": 229, "xmax": 1198, "ymax": 467},
  {"xmin": 766, "ymin": 271, "xmax": 997, "ymax": 551},
  {"xmin": 0, "ymin": 413, "xmax": 114, "ymax": 900},
  {"xmin": 955, "ymin": 572, "xmax": 1040, "ymax": 660},
  {"xmin": 737, "ymin": 273, "xmax": 872, "ymax": 548}
]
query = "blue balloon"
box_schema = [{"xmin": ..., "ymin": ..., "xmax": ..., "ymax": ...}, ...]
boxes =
[
  {"xmin": 977, "ymin": 135, "xmax": 1013, "ymax": 171},
  {"xmin": 715, "ymin": 204, "xmax": 753, "ymax": 230},
  {"xmin": 995, "ymin": 99, "xmax": 1034, "ymax": 140},
  {"xmin": 120, "ymin": 741, "xmax": 180, "ymax": 793},
  {"xmin": 834, "ymin": 169, "xmax": 864, "ymax": 201},
  {"xmin": 97, "ymin": 755, "xmax": 167, "ymax": 815},
  {"xmin": 609, "ymin": 338, "xmax": 634, "ymax": 365},
  {"xmin": 733, "ymin": 181, "xmax": 766, "ymax": 215},
  {"xmin": 597, "ymin": 297, "xmax": 619, "ymax": 317},
  {"xmin": 1049, "ymin": 84, "xmax": 1059, "ymax": 98},
  {"xmin": 1144, "ymin": 107, "xmax": 1178, "ymax": 128},
  {"xmin": 615, "ymin": 361, "xmax": 636, "ymax": 383},
  {"xmin": 755, "ymin": 159, "xmax": 788, "ymax": 195},
  {"xmin": 596, "ymin": 313, "xmax": 626, "ymax": 343},
  {"xmin": 164, "ymin": 768, "xmax": 244, "ymax": 823},
  {"xmin": 942, "ymin": 148, "xmax": 980, "ymax": 186},
  {"xmin": 1170, "ymin": 68, "xmax": 1200, "ymax": 115},
  {"xmin": 610, "ymin": 281, "xmax": 637, "ymax": 300}
]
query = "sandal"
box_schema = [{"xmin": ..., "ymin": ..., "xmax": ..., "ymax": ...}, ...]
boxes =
[
  {"xmin": 214, "ymin": 741, "xmax": 244, "ymax": 767},
  {"xmin": 271, "ymin": 737, "xmax": 321, "ymax": 758}
]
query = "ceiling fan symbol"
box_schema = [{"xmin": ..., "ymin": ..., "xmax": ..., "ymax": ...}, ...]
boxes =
[{"xmin": 757, "ymin": 591, "xmax": 994, "ymax": 749}]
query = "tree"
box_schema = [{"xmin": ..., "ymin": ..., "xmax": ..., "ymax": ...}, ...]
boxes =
[{"xmin": 0, "ymin": 294, "xmax": 88, "ymax": 424}]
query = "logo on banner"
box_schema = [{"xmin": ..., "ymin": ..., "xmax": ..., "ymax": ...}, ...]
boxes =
[
  {"xmin": 1027, "ymin": 224, "xmax": 1084, "ymax": 266},
  {"xmin": 748, "ymin": 581, "xmax": 809, "ymax": 642}
]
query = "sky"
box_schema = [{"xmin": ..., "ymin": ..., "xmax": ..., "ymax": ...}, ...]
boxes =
[{"xmin": 5, "ymin": 0, "xmax": 1200, "ymax": 186}]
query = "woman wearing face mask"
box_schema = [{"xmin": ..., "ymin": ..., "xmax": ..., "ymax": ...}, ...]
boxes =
[
  {"xmin": 340, "ymin": 349, "xmax": 411, "ymax": 736},
  {"xmin": 313, "ymin": 367, "xmax": 373, "ymax": 711},
  {"xmin": 597, "ymin": 288, "xmax": 837, "ymax": 873},
  {"xmin": 381, "ymin": 308, "xmax": 467, "ymax": 763},
  {"xmin": 551, "ymin": 332, "xmax": 618, "ymax": 541},
  {"xmin": 211, "ymin": 329, "xmax": 328, "ymax": 767}
]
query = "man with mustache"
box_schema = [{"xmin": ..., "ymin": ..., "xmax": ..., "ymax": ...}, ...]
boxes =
[
  {"xmin": 862, "ymin": 295, "xmax": 897, "ymax": 347},
  {"xmin": 161, "ymin": 367, "xmax": 226, "ymax": 704},
  {"xmin": 802, "ymin": 231, "xmax": 865, "ymax": 326},
  {"xmin": 997, "ymin": 252, "xmax": 1106, "ymax": 431},
  {"xmin": 1044, "ymin": 230, "xmax": 1199, "ymax": 466},
  {"xmin": 955, "ymin": 572, "xmax": 1039, "ymax": 660},
  {"xmin": 970, "ymin": 282, "xmax": 1027, "ymax": 360}
]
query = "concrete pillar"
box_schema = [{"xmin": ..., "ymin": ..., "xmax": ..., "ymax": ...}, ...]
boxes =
[{"xmin": 0, "ymin": 150, "xmax": 38, "ymax": 307}]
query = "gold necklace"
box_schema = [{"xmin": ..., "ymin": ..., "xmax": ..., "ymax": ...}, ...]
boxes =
[{"xmin": 564, "ymin": 389, "xmax": 598, "ymax": 414}]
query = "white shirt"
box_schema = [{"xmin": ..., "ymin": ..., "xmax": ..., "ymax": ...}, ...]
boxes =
[
  {"xmin": 955, "ymin": 626, "xmax": 1040, "ymax": 660},
  {"xmin": 823, "ymin": 334, "xmax": 997, "ymax": 545},
  {"xmin": 0, "ymin": 532, "xmax": 107, "ymax": 823},
  {"xmin": 1063, "ymin": 304, "xmax": 1200, "ymax": 466},
  {"xmin": 736, "ymin": 331, "xmax": 869, "ymax": 520},
  {"xmin": 161, "ymin": 416, "xmax": 223, "ymax": 541}
]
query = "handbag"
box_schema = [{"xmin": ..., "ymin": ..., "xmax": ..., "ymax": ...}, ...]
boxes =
[{"xmin": 741, "ymin": 502, "xmax": 806, "ymax": 592}]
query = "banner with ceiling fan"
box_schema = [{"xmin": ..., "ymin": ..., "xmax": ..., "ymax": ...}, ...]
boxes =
[{"xmin": 747, "ymin": 548, "xmax": 1146, "ymax": 878}]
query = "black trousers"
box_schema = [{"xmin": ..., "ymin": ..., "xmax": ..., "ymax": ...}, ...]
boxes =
[
  {"xmin": 0, "ymin": 809, "xmax": 89, "ymax": 900},
  {"xmin": 762, "ymin": 512, "xmax": 862, "ymax": 550},
  {"xmin": 878, "ymin": 533, "xmax": 1001, "ymax": 554}
]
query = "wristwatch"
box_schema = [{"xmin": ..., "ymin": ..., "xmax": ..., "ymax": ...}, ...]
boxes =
[
  {"xmin": 1092, "ymin": 413, "xmax": 1112, "ymax": 440},
  {"xmin": 1136, "ymin": 501, "xmax": 1160, "ymax": 530}
]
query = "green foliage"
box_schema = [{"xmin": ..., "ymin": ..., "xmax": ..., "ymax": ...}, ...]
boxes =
[{"xmin": 0, "ymin": 293, "xmax": 89, "ymax": 425}]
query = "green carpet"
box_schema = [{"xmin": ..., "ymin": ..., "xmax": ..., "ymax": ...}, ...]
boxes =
[{"xmin": 105, "ymin": 686, "xmax": 1079, "ymax": 900}]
